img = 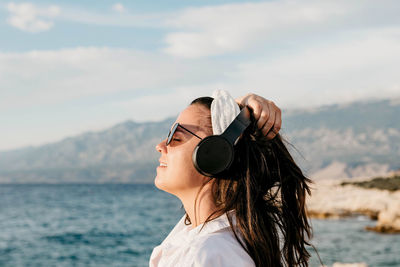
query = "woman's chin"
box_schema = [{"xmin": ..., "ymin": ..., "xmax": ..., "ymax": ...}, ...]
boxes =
[
  {"xmin": 154, "ymin": 175, "xmax": 162, "ymax": 189},
  {"xmin": 155, "ymin": 177, "xmax": 179, "ymax": 197},
  {"xmin": 154, "ymin": 175, "xmax": 168, "ymax": 191}
]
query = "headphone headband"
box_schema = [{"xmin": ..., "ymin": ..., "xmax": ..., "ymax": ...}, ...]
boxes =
[{"xmin": 221, "ymin": 107, "xmax": 251, "ymax": 145}]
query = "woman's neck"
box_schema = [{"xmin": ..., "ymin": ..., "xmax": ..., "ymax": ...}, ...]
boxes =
[{"xmin": 179, "ymin": 183, "xmax": 220, "ymax": 228}]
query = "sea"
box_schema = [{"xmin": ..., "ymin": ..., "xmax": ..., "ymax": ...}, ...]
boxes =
[{"xmin": 0, "ymin": 184, "xmax": 399, "ymax": 267}]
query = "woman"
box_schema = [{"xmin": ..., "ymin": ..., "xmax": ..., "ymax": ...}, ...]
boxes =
[{"xmin": 150, "ymin": 91, "xmax": 311, "ymax": 267}]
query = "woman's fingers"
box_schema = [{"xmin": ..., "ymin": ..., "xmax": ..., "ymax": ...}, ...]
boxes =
[
  {"xmin": 236, "ymin": 93, "xmax": 282, "ymax": 139},
  {"xmin": 246, "ymin": 97, "xmax": 263, "ymax": 122},
  {"xmin": 263, "ymin": 102, "xmax": 282, "ymax": 139},
  {"xmin": 261, "ymin": 105, "xmax": 274, "ymax": 136},
  {"xmin": 264, "ymin": 101, "xmax": 281, "ymax": 139}
]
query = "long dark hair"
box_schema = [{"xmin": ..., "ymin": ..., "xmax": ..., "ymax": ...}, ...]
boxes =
[{"xmin": 187, "ymin": 96, "xmax": 312, "ymax": 267}]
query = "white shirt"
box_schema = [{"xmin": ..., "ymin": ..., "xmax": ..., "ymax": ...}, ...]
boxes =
[{"xmin": 149, "ymin": 212, "xmax": 255, "ymax": 267}]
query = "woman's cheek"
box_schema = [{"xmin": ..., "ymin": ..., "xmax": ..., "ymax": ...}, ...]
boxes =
[{"xmin": 171, "ymin": 147, "xmax": 201, "ymax": 187}]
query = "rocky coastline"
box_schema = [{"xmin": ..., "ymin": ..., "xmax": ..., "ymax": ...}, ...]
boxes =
[{"xmin": 307, "ymin": 173, "xmax": 400, "ymax": 234}]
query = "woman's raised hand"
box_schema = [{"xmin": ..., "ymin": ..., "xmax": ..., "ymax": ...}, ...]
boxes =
[{"xmin": 236, "ymin": 93, "xmax": 281, "ymax": 139}]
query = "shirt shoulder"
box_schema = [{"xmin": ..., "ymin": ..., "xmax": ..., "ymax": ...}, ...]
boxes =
[{"xmin": 189, "ymin": 230, "xmax": 255, "ymax": 267}]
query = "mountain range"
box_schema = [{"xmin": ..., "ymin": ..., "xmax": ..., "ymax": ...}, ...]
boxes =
[{"xmin": 1, "ymin": 97, "xmax": 399, "ymax": 183}]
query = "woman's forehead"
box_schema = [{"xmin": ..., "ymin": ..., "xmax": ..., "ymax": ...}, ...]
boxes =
[
  {"xmin": 177, "ymin": 105, "xmax": 209, "ymax": 123},
  {"xmin": 176, "ymin": 104, "xmax": 212, "ymax": 132}
]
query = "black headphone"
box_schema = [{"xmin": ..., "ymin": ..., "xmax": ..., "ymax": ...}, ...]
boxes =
[{"xmin": 192, "ymin": 107, "xmax": 251, "ymax": 177}]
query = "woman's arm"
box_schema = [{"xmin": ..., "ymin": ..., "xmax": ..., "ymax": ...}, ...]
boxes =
[{"xmin": 236, "ymin": 93, "xmax": 282, "ymax": 139}]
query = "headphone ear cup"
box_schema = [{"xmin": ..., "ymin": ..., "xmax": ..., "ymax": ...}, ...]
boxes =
[{"xmin": 192, "ymin": 136, "xmax": 234, "ymax": 177}]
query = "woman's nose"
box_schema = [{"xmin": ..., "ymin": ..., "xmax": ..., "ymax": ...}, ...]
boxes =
[{"xmin": 156, "ymin": 139, "xmax": 167, "ymax": 153}]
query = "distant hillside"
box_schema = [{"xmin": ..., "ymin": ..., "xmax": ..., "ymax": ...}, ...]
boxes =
[
  {"xmin": 0, "ymin": 118, "xmax": 174, "ymax": 183},
  {"xmin": 283, "ymin": 97, "xmax": 400, "ymax": 179},
  {"xmin": 1, "ymin": 97, "xmax": 399, "ymax": 183}
]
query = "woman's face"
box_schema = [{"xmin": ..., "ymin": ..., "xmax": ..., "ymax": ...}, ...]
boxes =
[{"xmin": 155, "ymin": 104, "xmax": 211, "ymax": 197}]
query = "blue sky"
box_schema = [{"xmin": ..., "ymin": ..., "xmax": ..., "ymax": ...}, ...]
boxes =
[{"xmin": 1, "ymin": 0, "xmax": 400, "ymax": 151}]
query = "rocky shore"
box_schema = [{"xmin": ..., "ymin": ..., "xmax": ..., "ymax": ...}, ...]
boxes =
[{"xmin": 307, "ymin": 173, "xmax": 400, "ymax": 233}]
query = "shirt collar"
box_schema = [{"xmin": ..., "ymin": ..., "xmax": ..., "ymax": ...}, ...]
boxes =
[
  {"xmin": 162, "ymin": 211, "xmax": 236, "ymax": 246},
  {"xmin": 189, "ymin": 211, "xmax": 234, "ymax": 237}
]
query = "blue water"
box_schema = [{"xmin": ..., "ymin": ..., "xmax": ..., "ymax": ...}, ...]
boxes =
[{"xmin": 0, "ymin": 184, "xmax": 399, "ymax": 267}]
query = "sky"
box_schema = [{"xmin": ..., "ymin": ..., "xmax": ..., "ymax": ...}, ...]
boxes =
[{"xmin": 1, "ymin": 0, "xmax": 399, "ymax": 151}]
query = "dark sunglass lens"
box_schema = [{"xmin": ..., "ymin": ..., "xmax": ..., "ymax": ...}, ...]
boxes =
[{"xmin": 166, "ymin": 123, "xmax": 179, "ymax": 145}]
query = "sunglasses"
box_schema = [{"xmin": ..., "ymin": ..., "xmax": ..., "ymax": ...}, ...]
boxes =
[{"xmin": 166, "ymin": 123, "xmax": 202, "ymax": 146}]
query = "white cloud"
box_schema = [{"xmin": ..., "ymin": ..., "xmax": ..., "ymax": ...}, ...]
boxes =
[
  {"xmin": 7, "ymin": 0, "xmax": 397, "ymax": 53},
  {"xmin": 6, "ymin": 2, "xmax": 60, "ymax": 33},
  {"xmin": 1, "ymin": 25, "xmax": 399, "ymax": 116},
  {"xmin": 0, "ymin": 47, "xmax": 230, "ymax": 151},
  {"xmin": 163, "ymin": 0, "xmax": 400, "ymax": 58},
  {"xmin": 112, "ymin": 3, "xmax": 125, "ymax": 13},
  {"xmin": 0, "ymin": 47, "xmax": 230, "ymax": 112},
  {"xmin": 0, "ymin": 43, "xmax": 268, "ymax": 151},
  {"xmin": 1, "ymin": 41, "xmax": 399, "ymax": 151},
  {"xmin": 215, "ymin": 27, "xmax": 400, "ymax": 108},
  {"xmin": 56, "ymin": 5, "xmax": 167, "ymax": 28}
]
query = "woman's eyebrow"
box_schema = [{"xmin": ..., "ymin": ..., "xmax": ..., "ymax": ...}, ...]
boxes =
[
  {"xmin": 176, "ymin": 124, "xmax": 204, "ymax": 138},
  {"xmin": 174, "ymin": 127, "xmax": 192, "ymax": 136},
  {"xmin": 178, "ymin": 124, "xmax": 202, "ymax": 132},
  {"xmin": 174, "ymin": 128, "xmax": 185, "ymax": 134}
]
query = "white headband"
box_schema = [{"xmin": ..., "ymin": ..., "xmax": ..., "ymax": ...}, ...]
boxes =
[{"xmin": 211, "ymin": 90, "xmax": 240, "ymax": 135}]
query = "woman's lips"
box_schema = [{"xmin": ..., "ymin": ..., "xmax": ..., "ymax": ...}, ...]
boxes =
[{"xmin": 158, "ymin": 160, "xmax": 167, "ymax": 168}]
